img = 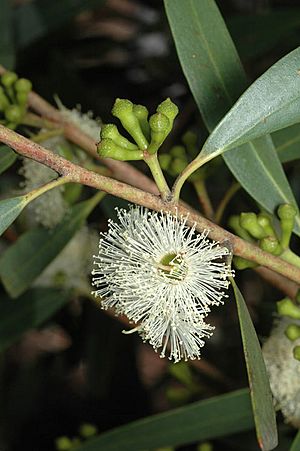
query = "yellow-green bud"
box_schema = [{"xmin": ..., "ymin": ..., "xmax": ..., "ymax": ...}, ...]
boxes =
[
  {"xmin": 15, "ymin": 78, "xmax": 32, "ymax": 93},
  {"xmin": 79, "ymin": 423, "xmax": 98, "ymax": 438},
  {"xmin": 170, "ymin": 157, "xmax": 187, "ymax": 175},
  {"xmin": 1, "ymin": 71, "xmax": 17, "ymax": 88},
  {"xmin": 132, "ymin": 104, "xmax": 150, "ymax": 139},
  {"xmin": 228, "ymin": 215, "xmax": 253, "ymax": 241},
  {"xmin": 159, "ymin": 153, "xmax": 172, "ymax": 170},
  {"xmin": 240, "ymin": 212, "xmax": 267, "ymax": 239},
  {"xmin": 278, "ymin": 203, "xmax": 297, "ymax": 248},
  {"xmin": 148, "ymin": 112, "xmax": 170, "ymax": 154},
  {"xmin": 156, "ymin": 98, "xmax": 178, "ymax": 133},
  {"xmin": 101, "ymin": 124, "xmax": 138, "ymax": 150},
  {"xmin": 197, "ymin": 443, "xmax": 213, "ymax": 451},
  {"xmin": 4, "ymin": 105, "xmax": 23, "ymax": 123},
  {"xmin": 293, "ymin": 345, "xmax": 300, "ymax": 361},
  {"xmin": 55, "ymin": 436, "xmax": 73, "ymax": 451},
  {"xmin": 16, "ymin": 91, "xmax": 28, "ymax": 106},
  {"xmin": 182, "ymin": 130, "xmax": 197, "ymax": 157},
  {"xmin": 97, "ymin": 138, "xmax": 143, "ymax": 161},
  {"xmin": 285, "ymin": 324, "xmax": 300, "ymax": 341},
  {"xmin": 259, "ymin": 236, "xmax": 282, "ymax": 256},
  {"xmin": 257, "ymin": 213, "xmax": 276, "ymax": 237},
  {"xmin": 170, "ymin": 145, "xmax": 186, "ymax": 158},
  {"xmin": 233, "ymin": 256, "xmax": 257, "ymax": 270},
  {"xmin": 277, "ymin": 298, "xmax": 300, "ymax": 320},
  {"xmin": 112, "ymin": 98, "xmax": 148, "ymax": 150}
]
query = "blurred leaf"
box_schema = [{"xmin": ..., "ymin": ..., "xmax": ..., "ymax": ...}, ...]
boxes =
[
  {"xmin": 201, "ymin": 47, "xmax": 300, "ymax": 159},
  {"xmin": 0, "ymin": 0, "xmax": 15, "ymax": 69},
  {"xmin": 14, "ymin": 0, "xmax": 107, "ymax": 49},
  {"xmin": 273, "ymin": 123, "xmax": 300, "ymax": 163},
  {"xmin": 0, "ymin": 146, "xmax": 17, "ymax": 174},
  {"xmin": 0, "ymin": 288, "xmax": 68, "ymax": 352},
  {"xmin": 76, "ymin": 389, "xmax": 254, "ymax": 451},
  {"xmin": 232, "ymin": 280, "xmax": 278, "ymax": 451},
  {"xmin": 164, "ymin": 0, "xmax": 300, "ymax": 234},
  {"xmin": 0, "ymin": 196, "xmax": 28, "ymax": 237},
  {"xmin": 290, "ymin": 431, "xmax": 300, "ymax": 450},
  {"xmin": 228, "ymin": 10, "xmax": 300, "ymax": 61},
  {"xmin": 0, "ymin": 194, "xmax": 102, "ymax": 298}
]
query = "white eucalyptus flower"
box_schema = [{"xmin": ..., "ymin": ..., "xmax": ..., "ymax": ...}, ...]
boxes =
[
  {"xmin": 263, "ymin": 318, "xmax": 300, "ymax": 427},
  {"xmin": 91, "ymin": 206, "xmax": 233, "ymax": 362}
]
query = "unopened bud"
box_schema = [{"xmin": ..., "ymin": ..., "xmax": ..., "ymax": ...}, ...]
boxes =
[
  {"xmin": 260, "ymin": 236, "xmax": 282, "ymax": 256},
  {"xmin": 133, "ymin": 104, "xmax": 150, "ymax": 139},
  {"xmin": 159, "ymin": 154, "xmax": 172, "ymax": 170},
  {"xmin": 182, "ymin": 131, "xmax": 197, "ymax": 157},
  {"xmin": 112, "ymin": 98, "xmax": 148, "ymax": 150},
  {"xmin": 4, "ymin": 105, "xmax": 23, "ymax": 123},
  {"xmin": 293, "ymin": 345, "xmax": 300, "ymax": 361},
  {"xmin": 148, "ymin": 112, "xmax": 170, "ymax": 154},
  {"xmin": 97, "ymin": 138, "xmax": 143, "ymax": 161},
  {"xmin": 240, "ymin": 212, "xmax": 267, "ymax": 239},
  {"xmin": 101, "ymin": 124, "xmax": 137, "ymax": 150},
  {"xmin": 257, "ymin": 213, "xmax": 276, "ymax": 237},
  {"xmin": 277, "ymin": 298, "xmax": 300, "ymax": 320},
  {"xmin": 285, "ymin": 324, "xmax": 300, "ymax": 341},
  {"xmin": 156, "ymin": 98, "xmax": 178, "ymax": 133},
  {"xmin": 170, "ymin": 145, "xmax": 186, "ymax": 158},
  {"xmin": 15, "ymin": 78, "xmax": 32, "ymax": 93},
  {"xmin": 1, "ymin": 71, "xmax": 17, "ymax": 88},
  {"xmin": 278, "ymin": 204, "xmax": 297, "ymax": 248},
  {"xmin": 233, "ymin": 256, "xmax": 257, "ymax": 270}
]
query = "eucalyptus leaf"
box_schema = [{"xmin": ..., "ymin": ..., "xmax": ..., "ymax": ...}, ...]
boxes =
[
  {"xmin": 0, "ymin": 146, "xmax": 17, "ymax": 174},
  {"xmin": 0, "ymin": 288, "xmax": 69, "ymax": 352},
  {"xmin": 201, "ymin": 47, "xmax": 300, "ymax": 159},
  {"xmin": 0, "ymin": 196, "xmax": 28, "ymax": 237},
  {"xmin": 232, "ymin": 280, "xmax": 278, "ymax": 451},
  {"xmin": 0, "ymin": 195, "xmax": 101, "ymax": 298},
  {"xmin": 290, "ymin": 430, "xmax": 300, "ymax": 451},
  {"xmin": 273, "ymin": 123, "xmax": 300, "ymax": 163},
  {"xmin": 164, "ymin": 0, "xmax": 300, "ymax": 234},
  {"xmin": 76, "ymin": 389, "xmax": 254, "ymax": 451}
]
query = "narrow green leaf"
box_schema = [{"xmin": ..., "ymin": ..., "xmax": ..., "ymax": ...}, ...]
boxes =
[
  {"xmin": 0, "ymin": 288, "xmax": 68, "ymax": 352},
  {"xmin": 0, "ymin": 146, "xmax": 17, "ymax": 174},
  {"xmin": 272, "ymin": 124, "xmax": 300, "ymax": 163},
  {"xmin": 232, "ymin": 280, "xmax": 277, "ymax": 451},
  {"xmin": 201, "ymin": 47, "xmax": 300, "ymax": 159},
  {"xmin": 290, "ymin": 430, "xmax": 300, "ymax": 451},
  {"xmin": 164, "ymin": 0, "xmax": 300, "ymax": 234},
  {"xmin": 0, "ymin": 196, "xmax": 27, "ymax": 236},
  {"xmin": 0, "ymin": 196, "xmax": 100, "ymax": 298},
  {"xmin": 0, "ymin": 0, "xmax": 15, "ymax": 69},
  {"xmin": 76, "ymin": 389, "xmax": 254, "ymax": 451}
]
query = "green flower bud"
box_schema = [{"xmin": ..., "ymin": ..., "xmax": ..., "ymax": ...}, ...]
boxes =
[
  {"xmin": 79, "ymin": 423, "xmax": 98, "ymax": 438},
  {"xmin": 293, "ymin": 345, "xmax": 300, "ymax": 361},
  {"xmin": 55, "ymin": 436, "xmax": 73, "ymax": 451},
  {"xmin": 0, "ymin": 93, "xmax": 9, "ymax": 111},
  {"xmin": 233, "ymin": 256, "xmax": 257, "ymax": 270},
  {"xmin": 14, "ymin": 78, "xmax": 32, "ymax": 93},
  {"xmin": 1, "ymin": 71, "xmax": 17, "ymax": 88},
  {"xmin": 257, "ymin": 213, "xmax": 276, "ymax": 237},
  {"xmin": 148, "ymin": 112, "xmax": 170, "ymax": 154},
  {"xmin": 101, "ymin": 124, "xmax": 137, "ymax": 150},
  {"xmin": 197, "ymin": 443, "xmax": 213, "ymax": 451},
  {"xmin": 158, "ymin": 153, "xmax": 172, "ymax": 170},
  {"xmin": 132, "ymin": 104, "xmax": 150, "ymax": 139},
  {"xmin": 170, "ymin": 145, "xmax": 186, "ymax": 158},
  {"xmin": 285, "ymin": 324, "xmax": 300, "ymax": 341},
  {"xmin": 277, "ymin": 298, "xmax": 300, "ymax": 320},
  {"xmin": 228, "ymin": 215, "xmax": 253, "ymax": 241},
  {"xmin": 239, "ymin": 212, "xmax": 267, "ymax": 240},
  {"xmin": 170, "ymin": 157, "xmax": 187, "ymax": 175},
  {"xmin": 4, "ymin": 104, "xmax": 23, "ymax": 123},
  {"xmin": 156, "ymin": 98, "xmax": 178, "ymax": 134},
  {"xmin": 112, "ymin": 98, "xmax": 148, "ymax": 150},
  {"xmin": 16, "ymin": 91, "xmax": 28, "ymax": 106},
  {"xmin": 182, "ymin": 130, "xmax": 197, "ymax": 157},
  {"xmin": 97, "ymin": 138, "xmax": 143, "ymax": 161},
  {"xmin": 259, "ymin": 236, "xmax": 282, "ymax": 256},
  {"xmin": 278, "ymin": 204, "xmax": 297, "ymax": 248}
]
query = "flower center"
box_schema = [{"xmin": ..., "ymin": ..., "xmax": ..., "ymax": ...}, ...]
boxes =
[{"xmin": 157, "ymin": 252, "xmax": 187, "ymax": 281}]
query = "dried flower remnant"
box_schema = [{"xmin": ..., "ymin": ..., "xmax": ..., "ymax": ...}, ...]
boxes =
[
  {"xmin": 92, "ymin": 206, "xmax": 233, "ymax": 362},
  {"xmin": 263, "ymin": 318, "xmax": 300, "ymax": 427}
]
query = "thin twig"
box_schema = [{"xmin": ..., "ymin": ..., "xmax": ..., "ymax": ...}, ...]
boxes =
[{"xmin": 1, "ymin": 124, "xmax": 300, "ymax": 284}]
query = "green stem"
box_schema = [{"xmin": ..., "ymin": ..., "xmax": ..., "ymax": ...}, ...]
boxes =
[
  {"xmin": 193, "ymin": 179, "xmax": 214, "ymax": 220},
  {"xmin": 281, "ymin": 249, "xmax": 300, "ymax": 269},
  {"xmin": 172, "ymin": 153, "xmax": 215, "ymax": 201},
  {"xmin": 143, "ymin": 152, "xmax": 171, "ymax": 200},
  {"xmin": 215, "ymin": 182, "xmax": 240, "ymax": 224},
  {"xmin": 25, "ymin": 176, "xmax": 70, "ymax": 204}
]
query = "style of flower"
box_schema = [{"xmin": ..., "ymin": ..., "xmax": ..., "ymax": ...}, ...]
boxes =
[
  {"xmin": 92, "ymin": 206, "xmax": 233, "ymax": 362},
  {"xmin": 263, "ymin": 318, "xmax": 300, "ymax": 427}
]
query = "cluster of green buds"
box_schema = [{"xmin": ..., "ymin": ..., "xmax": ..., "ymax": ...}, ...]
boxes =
[
  {"xmin": 55, "ymin": 423, "xmax": 98, "ymax": 450},
  {"xmin": 277, "ymin": 294, "xmax": 300, "ymax": 360},
  {"xmin": 0, "ymin": 71, "xmax": 32, "ymax": 129},
  {"xmin": 229, "ymin": 203, "xmax": 298, "ymax": 270},
  {"xmin": 97, "ymin": 98, "xmax": 178, "ymax": 161},
  {"xmin": 159, "ymin": 130, "xmax": 198, "ymax": 177}
]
